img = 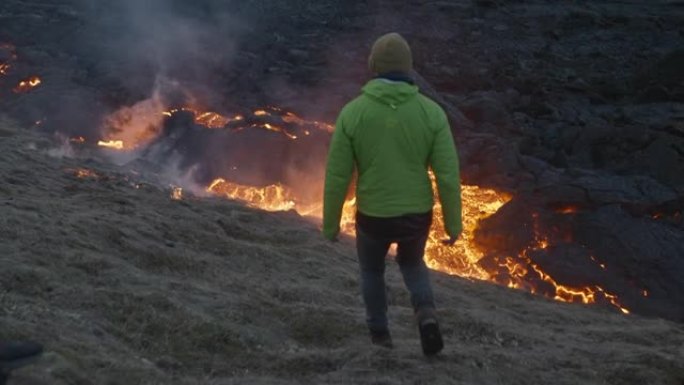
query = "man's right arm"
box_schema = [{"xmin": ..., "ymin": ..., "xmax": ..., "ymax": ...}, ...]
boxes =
[
  {"xmin": 429, "ymin": 112, "xmax": 462, "ymax": 240},
  {"xmin": 322, "ymin": 112, "xmax": 355, "ymax": 241}
]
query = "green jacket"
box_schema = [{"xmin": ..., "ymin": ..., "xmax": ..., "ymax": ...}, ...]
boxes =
[{"xmin": 323, "ymin": 78, "xmax": 462, "ymax": 240}]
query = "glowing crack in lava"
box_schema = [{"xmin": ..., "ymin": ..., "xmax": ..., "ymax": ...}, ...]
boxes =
[
  {"xmin": 13, "ymin": 76, "xmax": 41, "ymax": 93},
  {"xmin": 97, "ymin": 106, "xmax": 629, "ymax": 313},
  {"xmin": 98, "ymin": 105, "xmax": 326, "ymax": 150},
  {"xmin": 163, "ymin": 108, "xmax": 244, "ymax": 129}
]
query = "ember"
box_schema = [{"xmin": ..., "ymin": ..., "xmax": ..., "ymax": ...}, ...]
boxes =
[
  {"xmin": 555, "ymin": 205, "xmax": 580, "ymax": 214},
  {"xmin": 13, "ymin": 76, "xmax": 41, "ymax": 93},
  {"xmin": 69, "ymin": 168, "xmax": 99, "ymax": 179},
  {"xmin": 171, "ymin": 186, "xmax": 183, "ymax": 201}
]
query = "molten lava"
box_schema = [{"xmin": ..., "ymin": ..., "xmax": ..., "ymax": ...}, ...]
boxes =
[
  {"xmin": 207, "ymin": 178, "xmax": 296, "ymax": 212},
  {"xmin": 98, "ymin": 107, "xmax": 321, "ymax": 150},
  {"xmin": 97, "ymin": 140, "xmax": 125, "ymax": 150},
  {"xmin": 163, "ymin": 108, "xmax": 244, "ymax": 129},
  {"xmin": 93, "ymin": 104, "xmax": 629, "ymax": 313},
  {"xmin": 204, "ymin": 171, "xmax": 628, "ymax": 313},
  {"xmin": 13, "ymin": 76, "xmax": 41, "ymax": 93}
]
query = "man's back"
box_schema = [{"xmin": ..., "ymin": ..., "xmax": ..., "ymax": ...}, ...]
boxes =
[
  {"xmin": 323, "ymin": 78, "xmax": 461, "ymax": 240},
  {"xmin": 321, "ymin": 32, "xmax": 460, "ymax": 356}
]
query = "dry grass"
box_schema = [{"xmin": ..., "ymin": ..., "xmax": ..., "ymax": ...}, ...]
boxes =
[{"xmin": 1, "ymin": 118, "xmax": 683, "ymax": 384}]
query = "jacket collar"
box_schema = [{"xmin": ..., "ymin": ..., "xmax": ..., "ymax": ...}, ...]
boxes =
[{"xmin": 374, "ymin": 71, "xmax": 415, "ymax": 85}]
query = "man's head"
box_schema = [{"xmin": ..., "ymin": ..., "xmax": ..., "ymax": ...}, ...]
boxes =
[{"xmin": 368, "ymin": 32, "xmax": 413, "ymax": 75}]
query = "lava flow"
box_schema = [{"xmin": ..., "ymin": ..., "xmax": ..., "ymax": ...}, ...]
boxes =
[
  {"xmin": 95, "ymin": 106, "xmax": 629, "ymax": 313},
  {"xmin": 98, "ymin": 105, "xmax": 327, "ymax": 150},
  {"xmin": 204, "ymin": 174, "xmax": 629, "ymax": 313}
]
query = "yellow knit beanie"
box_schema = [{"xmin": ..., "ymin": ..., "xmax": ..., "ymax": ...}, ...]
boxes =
[{"xmin": 368, "ymin": 32, "xmax": 413, "ymax": 74}]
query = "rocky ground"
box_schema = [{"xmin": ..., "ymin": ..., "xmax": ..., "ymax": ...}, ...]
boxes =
[{"xmin": 1, "ymin": 0, "xmax": 684, "ymax": 383}]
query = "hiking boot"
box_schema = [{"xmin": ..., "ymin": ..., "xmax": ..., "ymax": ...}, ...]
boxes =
[
  {"xmin": 416, "ymin": 308, "xmax": 443, "ymax": 356},
  {"xmin": 419, "ymin": 318, "xmax": 444, "ymax": 356},
  {"xmin": 369, "ymin": 329, "xmax": 393, "ymax": 349}
]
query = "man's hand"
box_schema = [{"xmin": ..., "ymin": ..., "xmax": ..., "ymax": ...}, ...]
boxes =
[
  {"xmin": 441, "ymin": 235, "xmax": 459, "ymax": 246},
  {"xmin": 322, "ymin": 229, "xmax": 340, "ymax": 243}
]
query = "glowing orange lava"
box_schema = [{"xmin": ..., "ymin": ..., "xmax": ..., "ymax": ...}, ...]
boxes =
[
  {"xmin": 163, "ymin": 108, "xmax": 244, "ymax": 129},
  {"xmin": 98, "ymin": 107, "xmax": 319, "ymax": 150},
  {"xmin": 93, "ymin": 104, "xmax": 630, "ymax": 313},
  {"xmin": 97, "ymin": 140, "xmax": 125, "ymax": 150},
  {"xmin": 555, "ymin": 205, "xmax": 579, "ymax": 214},
  {"xmin": 13, "ymin": 76, "xmax": 41, "ymax": 93},
  {"xmin": 207, "ymin": 178, "xmax": 297, "ymax": 212}
]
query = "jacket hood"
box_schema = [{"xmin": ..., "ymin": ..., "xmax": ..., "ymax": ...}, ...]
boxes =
[{"xmin": 362, "ymin": 79, "xmax": 419, "ymax": 109}]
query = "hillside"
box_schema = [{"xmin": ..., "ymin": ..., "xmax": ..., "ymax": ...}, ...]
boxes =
[{"xmin": 1, "ymin": 117, "xmax": 683, "ymax": 384}]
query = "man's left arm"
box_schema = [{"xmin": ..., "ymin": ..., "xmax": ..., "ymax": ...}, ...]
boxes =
[{"xmin": 323, "ymin": 115, "xmax": 354, "ymax": 241}]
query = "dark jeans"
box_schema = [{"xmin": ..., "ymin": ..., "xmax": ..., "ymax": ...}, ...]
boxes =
[{"xmin": 356, "ymin": 211, "xmax": 435, "ymax": 331}]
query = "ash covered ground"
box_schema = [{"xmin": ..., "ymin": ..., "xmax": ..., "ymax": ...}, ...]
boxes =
[{"xmin": 1, "ymin": 0, "xmax": 684, "ymax": 384}]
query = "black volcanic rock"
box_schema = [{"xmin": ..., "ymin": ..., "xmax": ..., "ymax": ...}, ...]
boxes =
[{"xmin": 1, "ymin": 0, "xmax": 683, "ymax": 323}]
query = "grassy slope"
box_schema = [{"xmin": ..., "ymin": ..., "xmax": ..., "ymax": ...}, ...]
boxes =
[{"xmin": 1, "ymin": 118, "xmax": 683, "ymax": 385}]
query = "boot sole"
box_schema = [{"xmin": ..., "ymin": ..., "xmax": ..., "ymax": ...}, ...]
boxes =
[{"xmin": 420, "ymin": 322, "xmax": 444, "ymax": 356}]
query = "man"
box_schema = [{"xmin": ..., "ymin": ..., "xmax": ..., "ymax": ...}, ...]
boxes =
[
  {"xmin": 0, "ymin": 340, "xmax": 43, "ymax": 385},
  {"xmin": 323, "ymin": 32, "xmax": 462, "ymax": 356}
]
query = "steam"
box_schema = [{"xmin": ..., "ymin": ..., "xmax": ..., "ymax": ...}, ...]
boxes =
[
  {"xmin": 30, "ymin": 0, "xmax": 342, "ymax": 204},
  {"xmin": 77, "ymin": 0, "xmax": 243, "ymax": 101},
  {"xmin": 63, "ymin": 0, "xmax": 248, "ymax": 191}
]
